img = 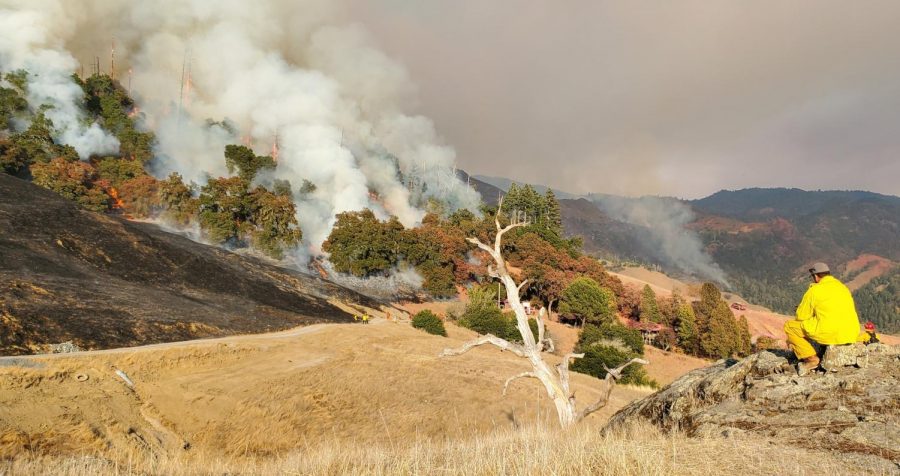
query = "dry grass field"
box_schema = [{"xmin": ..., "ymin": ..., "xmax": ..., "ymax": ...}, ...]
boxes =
[
  {"xmin": 0, "ymin": 302, "xmax": 886, "ymax": 475},
  {"xmin": 2, "ymin": 420, "xmax": 873, "ymax": 475}
]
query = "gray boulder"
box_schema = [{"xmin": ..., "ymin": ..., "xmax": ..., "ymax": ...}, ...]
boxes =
[{"xmin": 606, "ymin": 345, "xmax": 900, "ymax": 468}]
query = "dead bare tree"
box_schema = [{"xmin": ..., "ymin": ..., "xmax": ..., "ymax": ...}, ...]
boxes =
[{"xmin": 440, "ymin": 200, "xmax": 647, "ymax": 427}]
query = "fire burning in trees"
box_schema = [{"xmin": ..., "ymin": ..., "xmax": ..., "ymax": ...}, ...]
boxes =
[
  {"xmin": 3, "ymin": 0, "xmax": 482, "ymax": 260},
  {"xmin": 107, "ymin": 186, "xmax": 125, "ymax": 210}
]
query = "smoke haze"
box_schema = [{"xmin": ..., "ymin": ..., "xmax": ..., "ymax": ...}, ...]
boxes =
[
  {"xmin": 591, "ymin": 195, "xmax": 729, "ymax": 285},
  {"xmin": 345, "ymin": 0, "xmax": 900, "ymax": 198}
]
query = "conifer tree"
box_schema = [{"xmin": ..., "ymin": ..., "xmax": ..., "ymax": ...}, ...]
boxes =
[
  {"xmin": 700, "ymin": 301, "xmax": 739, "ymax": 359},
  {"xmin": 694, "ymin": 282, "xmax": 744, "ymax": 358},
  {"xmin": 676, "ymin": 302, "xmax": 699, "ymax": 353},
  {"xmin": 544, "ymin": 189, "xmax": 562, "ymax": 234},
  {"xmin": 695, "ymin": 282, "xmax": 721, "ymax": 329},
  {"xmin": 521, "ymin": 184, "xmax": 542, "ymax": 223},
  {"xmin": 639, "ymin": 284, "xmax": 662, "ymax": 323},
  {"xmin": 505, "ymin": 183, "xmax": 522, "ymax": 222}
]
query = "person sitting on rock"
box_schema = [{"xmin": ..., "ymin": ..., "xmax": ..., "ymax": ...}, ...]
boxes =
[
  {"xmin": 857, "ymin": 321, "xmax": 881, "ymax": 345},
  {"xmin": 784, "ymin": 262, "xmax": 860, "ymax": 375}
]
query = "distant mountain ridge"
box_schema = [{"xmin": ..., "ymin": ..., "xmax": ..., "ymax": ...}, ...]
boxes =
[
  {"xmin": 463, "ymin": 173, "xmax": 900, "ymax": 328},
  {"xmin": 472, "ymin": 174, "xmax": 582, "ymax": 200},
  {"xmin": 690, "ymin": 188, "xmax": 900, "ymax": 221}
]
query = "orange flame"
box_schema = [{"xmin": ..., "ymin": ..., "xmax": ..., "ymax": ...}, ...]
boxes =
[
  {"xmin": 108, "ymin": 187, "xmax": 125, "ymax": 210},
  {"xmin": 127, "ymin": 106, "xmax": 141, "ymax": 118},
  {"xmin": 271, "ymin": 141, "xmax": 279, "ymax": 161}
]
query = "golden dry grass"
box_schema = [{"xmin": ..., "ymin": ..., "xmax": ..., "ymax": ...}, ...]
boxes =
[
  {"xmin": 2, "ymin": 420, "xmax": 873, "ymax": 476},
  {"xmin": 2, "ymin": 318, "xmax": 886, "ymax": 475}
]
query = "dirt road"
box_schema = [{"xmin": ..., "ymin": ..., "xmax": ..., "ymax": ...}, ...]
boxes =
[{"xmin": 0, "ymin": 318, "xmax": 656, "ymax": 460}]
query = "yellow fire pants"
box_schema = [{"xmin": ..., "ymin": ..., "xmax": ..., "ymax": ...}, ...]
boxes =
[{"xmin": 784, "ymin": 319, "xmax": 817, "ymax": 359}]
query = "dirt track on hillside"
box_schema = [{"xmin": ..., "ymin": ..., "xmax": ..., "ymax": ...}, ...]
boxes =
[{"xmin": 0, "ymin": 319, "xmax": 654, "ymax": 460}]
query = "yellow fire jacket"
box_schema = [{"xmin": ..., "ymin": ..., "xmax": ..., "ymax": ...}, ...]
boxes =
[{"xmin": 795, "ymin": 275, "xmax": 860, "ymax": 344}]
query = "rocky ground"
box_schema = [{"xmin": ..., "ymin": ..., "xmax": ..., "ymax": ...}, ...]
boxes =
[{"xmin": 607, "ymin": 343, "xmax": 900, "ymax": 472}]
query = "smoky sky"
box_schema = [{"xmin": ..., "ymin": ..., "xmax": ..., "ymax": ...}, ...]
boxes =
[{"xmin": 342, "ymin": 1, "xmax": 900, "ymax": 198}]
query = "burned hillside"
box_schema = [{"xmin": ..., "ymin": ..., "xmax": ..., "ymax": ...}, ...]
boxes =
[{"xmin": 0, "ymin": 173, "xmax": 379, "ymax": 355}]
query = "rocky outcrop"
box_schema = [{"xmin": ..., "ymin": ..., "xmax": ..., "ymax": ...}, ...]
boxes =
[{"xmin": 607, "ymin": 344, "xmax": 900, "ymax": 468}]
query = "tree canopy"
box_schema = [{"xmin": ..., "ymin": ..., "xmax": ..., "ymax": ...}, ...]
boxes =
[{"xmin": 558, "ymin": 277, "xmax": 617, "ymax": 326}]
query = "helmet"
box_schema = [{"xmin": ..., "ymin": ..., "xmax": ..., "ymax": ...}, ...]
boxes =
[{"xmin": 864, "ymin": 321, "xmax": 876, "ymax": 331}]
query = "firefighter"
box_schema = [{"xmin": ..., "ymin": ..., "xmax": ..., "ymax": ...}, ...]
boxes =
[
  {"xmin": 784, "ymin": 262, "xmax": 860, "ymax": 375},
  {"xmin": 857, "ymin": 321, "xmax": 882, "ymax": 344},
  {"xmin": 362, "ymin": 312, "xmax": 370, "ymax": 324}
]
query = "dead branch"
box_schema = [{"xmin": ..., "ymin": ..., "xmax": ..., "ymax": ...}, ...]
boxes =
[
  {"xmin": 439, "ymin": 334, "xmax": 527, "ymax": 358},
  {"xmin": 502, "ymin": 371, "xmax": 539, "ymax": 395},
  {"xmin": 517, "ymin": 279, "xmax": 529, "ymax": 294},
  {"xmin": 577, "ymin": 358, "xmax": 649, "ymax": 421}
]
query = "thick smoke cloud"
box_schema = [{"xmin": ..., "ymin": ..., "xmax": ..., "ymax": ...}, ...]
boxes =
[
  {"xmin": 1, "ymin": 0, "xmax": 480, "ymax": 256},
  {"xmin": 591, "ymin": 195, "xmax": 729, "ymax": 286},
  {"xmin": 0, "ymin": 5, "xmax": 120, "ymax": 158}
]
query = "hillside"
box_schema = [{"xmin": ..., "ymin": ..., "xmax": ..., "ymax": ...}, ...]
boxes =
[
  {"xmin": 690, "ymin": 188, "xmax": 900, "ymax": 221},
  {"xmin": 0, "ymin": 319, "xmax": 652, "ymax": 458},
  {"xmin": 0, "ymin": 173, "xmax": 379, "ymax": 355},
  {"xmin": 467, "ymin": 178, "xmax": 900, "ymax": 327},
  {"xmin": 609, "ymin": 266, "xmax": 899, "ymax": 345},
  {"xmin": 0, "ymin": 318, "xmax": 881, "ymax": 475}
]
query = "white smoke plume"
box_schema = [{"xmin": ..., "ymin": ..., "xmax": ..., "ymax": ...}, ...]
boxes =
[
  {"xmin": 0, "ymin": 5, "xmax": 120, "ymax": 158},
  {"xmin": 591, "ymin": 195, "xmax": 730, "ymax": 286},
  {"xmin": 318, "ymin": 262, "xmax": 424, "ymax": 300},
  {"xmin": 0, "ymin": 0, "xmax": 480, "ymax": 257}
]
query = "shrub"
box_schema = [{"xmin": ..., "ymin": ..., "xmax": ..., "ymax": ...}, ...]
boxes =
[
  {"xmin": 571, "ymin": 344, "xmax": 657, "ymax": 387},
  {"xmin": 754, "ymin": 336, "xmax": 779, "ymax": 352},
  {"xmin": 411, "ymin": 310, "xmax": 447, "ymax": 337},
  {"xmin": 573, "ymin": 322, "xmax": 656, "ymax": 387},
  {"xmin": 458, "ymin": 306, "xmax": 508, "ymax": 338},
  {"xmin": 578, "ymin": 323, "xmax": 643, "ymax": 354},
  {"xmin": 457, "ymin": 306, "xmax": 539, "ymax": 344}
]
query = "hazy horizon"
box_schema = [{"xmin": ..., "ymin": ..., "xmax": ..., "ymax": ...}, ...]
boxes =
[
  {"xmin": 344, "ymin": 1, "xmax": 900, "ymax": 199},
  {"xmin": 470, "ymin": 173, "xmax": 900, "ymax": 201}
]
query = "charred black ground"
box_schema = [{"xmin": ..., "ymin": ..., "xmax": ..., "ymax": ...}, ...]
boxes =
[{"xmin": 0, "ymin": 174, "xmax": 379, "ymax": 355}]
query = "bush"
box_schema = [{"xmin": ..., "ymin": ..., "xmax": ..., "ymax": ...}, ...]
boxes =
[
  {"xmin": 411, "ymin": 310, "xmax": 447, "ymax": 337},
  {"xmin": 578, "ymin": 323, "xmax": 644, "ymax": 354},
  {"xmin": 458, "ymin": 306, "xmax": 508, "ymax": 338},
  {"xmin": 571, "ymin": 344, "xmax": 657, "ymax": 387},
  {"xmin": 754, "ymin": 336, "xmax": 779, "ymax": 352},
  {"xmin": 573, "ymin": 322, "xmax": 656, "ymax": 387},
  {"xmin": 457, "ymin": 306, "xmax": 538, "ymax": 344}
]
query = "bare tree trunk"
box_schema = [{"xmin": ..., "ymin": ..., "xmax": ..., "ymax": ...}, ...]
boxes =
[{"xmin": 440, "ymin": 199, "xmax": 647, "ymax": 428}]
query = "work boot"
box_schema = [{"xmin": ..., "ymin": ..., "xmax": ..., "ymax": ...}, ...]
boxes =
[{"xmin": 796, "ymin": 356, "xmax": 820, "ymax": 376}]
